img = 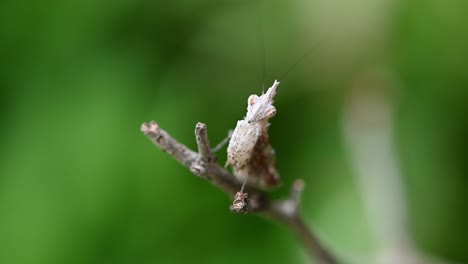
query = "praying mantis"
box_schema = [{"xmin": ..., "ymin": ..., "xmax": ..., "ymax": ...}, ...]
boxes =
[{"xmin": 226, "ymin": 80, "xmax": 281, "ymax": 192}]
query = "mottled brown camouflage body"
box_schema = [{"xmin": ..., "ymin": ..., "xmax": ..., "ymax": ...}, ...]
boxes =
[{"xmin": 226, "ymin": 80, "xmax": 281, "ymax": 189}]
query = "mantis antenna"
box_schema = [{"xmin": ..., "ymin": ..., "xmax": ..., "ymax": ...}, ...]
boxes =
[{"xmin": 279, "ymin": 40, "xmax": 324, "ymax": 82}]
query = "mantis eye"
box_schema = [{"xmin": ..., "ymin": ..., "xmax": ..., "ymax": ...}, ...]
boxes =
[{"xmin": 248, "ymin": 95, "xmax": 259, "ymax": 106}]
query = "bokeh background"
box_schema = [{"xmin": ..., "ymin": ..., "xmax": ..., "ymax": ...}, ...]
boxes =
[{"xmin": 1, "ymin": 0, "xmax": 467, "ymax": 263}]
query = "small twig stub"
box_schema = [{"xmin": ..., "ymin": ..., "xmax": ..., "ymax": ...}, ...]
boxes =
[{"xmin": 226, "ymin": 80, "xmax": 281, "ymax": 190}]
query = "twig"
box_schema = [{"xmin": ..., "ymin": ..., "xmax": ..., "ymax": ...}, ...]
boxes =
[
  {"xmin": 141, "ymin": 121, "xmax": 339, "ymax": 264},
  {"xmin": 141, "ymin": 121, "xmax": 241, "ymax": 195},
  {"xmin": 262, "ymin": 180, "xmax": 337, "ymax": 264},
  {"xmin": 195, "ymin": 122, "xmax": 213, "ymax": 160}
]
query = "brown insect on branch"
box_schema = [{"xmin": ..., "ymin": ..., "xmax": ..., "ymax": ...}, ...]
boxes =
[
  {"xmin": 141, "ymin": 74, "xmax": 337, "ymax": 264},
  {"xmin": 141, "ymin": 119, "xmax": 340, "ymax": 264}
]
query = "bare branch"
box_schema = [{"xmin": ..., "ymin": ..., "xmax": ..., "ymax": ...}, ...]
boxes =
[
  {"xmin": 141, "ymin": 120, "xmax": 339, "ymax": 264},
  {"xmin": 264, "ymin": 180, "xmax": 338, "ymax": 264},
  {"xmin": 287, "ymin": 217, "xmax": 338, "ymax": 264},
  {"xmin": 270, "ymin": 179, "xmax": 305, "ymax": 217},
  {"xmin": 142, "ymin": 121, "xmax": 244, "ymax": 195},
  {"xmin": 141, "ymin": 121, "xmax": 198, "ymax": 168}
]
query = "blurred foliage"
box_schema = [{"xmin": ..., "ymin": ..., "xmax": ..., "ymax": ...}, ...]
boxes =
[{"xmin": 0, "ymin": 0, "xmax": 467, "ymax": 263}]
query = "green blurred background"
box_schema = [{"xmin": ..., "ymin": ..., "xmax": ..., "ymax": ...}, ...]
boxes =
[{"xmin": 1, "ymin": 0, "xmax": 467, "ymax": 263}]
